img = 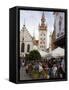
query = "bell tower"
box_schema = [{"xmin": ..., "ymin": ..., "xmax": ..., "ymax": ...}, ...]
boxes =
[{"xmin": 39, "ymin": 12, "xmax": 47, "ymax": 51}]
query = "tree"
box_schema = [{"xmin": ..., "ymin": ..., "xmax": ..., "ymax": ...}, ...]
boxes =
[{"xmin": 29, "ymin": 50, "xmax": 41, "ymax": 61}]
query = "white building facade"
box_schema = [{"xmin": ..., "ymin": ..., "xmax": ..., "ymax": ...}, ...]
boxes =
[{"xmin": 20, "ymin": 24, "xmax": 33, "ymax": 57}]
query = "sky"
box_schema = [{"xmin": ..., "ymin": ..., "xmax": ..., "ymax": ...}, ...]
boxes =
[{"xmin": 20, "ymin": 10, "xmax": 54, "ymax": 48}]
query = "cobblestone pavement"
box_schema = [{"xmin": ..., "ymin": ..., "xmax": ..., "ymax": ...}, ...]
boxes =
[{"xmin": 20, "ymin": 66, "xmax": 32, "ymax": 80}]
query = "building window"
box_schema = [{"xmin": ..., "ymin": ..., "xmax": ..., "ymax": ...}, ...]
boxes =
[
  {"xmin": 40, "ymin": 41, "xmax": 42, "ymax": 44},
  {"xmin": 44, "ymin": 34, "xmax": 45, "ymax": 36},
  {"xmin": 57, "ymin": 33, "xmax": 59, "ymax": 37},
  {"xmin": 22, "ymin": 38, "xmax": 24, "ymax": 41},
  {"xmin": 40, "ymin": 46, "xmax": 42, "ymax": 48},
  {"xmin": 40, "ymin": 38, "xmax": 42, "ymax": 40},
  {"xmin": 41, "ymin": 34, "xmax": 42, "ymax": 36},
  {"xmin": 21, "ymin": 43, "xmax": 24, "ymax": 52},
  {"xmin": 27, "ymin": 44, "xmax": 30, "ymax": 52},
  {"xmin": 59, "ymin": 20, "xmax": 61, "ymax": 31},
  {"xmin": 43, "ymin": 42, "xmax": 45, "ymax": 44},
  {"xmin": 59, "ymin": 16, "xmax": 62, "ymax": 31}
]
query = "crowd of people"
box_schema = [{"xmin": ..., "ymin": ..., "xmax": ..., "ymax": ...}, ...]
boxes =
[{"xmin": 21, "ymin": 58, "xmax": 65, "ymax": 79}]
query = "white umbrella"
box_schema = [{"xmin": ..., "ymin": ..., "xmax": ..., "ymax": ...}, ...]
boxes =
[
  {"xmin": 38, "ymin": 50, "xmax": 48, "ymax": 57},
  {"xmin": 51, "ymin": 47, "xmax": 64, "ymax": 58},
  {"xmin": 45, "ymin": 53, "xmax": 53, "ymax": 59}
]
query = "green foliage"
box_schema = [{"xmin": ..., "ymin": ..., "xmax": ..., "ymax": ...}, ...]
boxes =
[{"xmin": 29, "ymin": 50, "xmax": 41, "ymax": 61}]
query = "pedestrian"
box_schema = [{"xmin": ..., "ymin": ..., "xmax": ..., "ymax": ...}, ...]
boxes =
[
  {"xmin": 57, "ymin": 64, "xmax": 65, "ymax": 78},
  {"xmin": 25, "ymin": 65, "xmax": 28, "ymax": 73},
  {"xmin": 39, "ymin": 62, "xmax": 43, "ymax": 72},
  {"xmin": 34, "ymin": 61, "xmax": 39, "ymax": 71},
  {"xmin": 22, "ymin": 61, "xmax": 25, "ymax": 67},
  {"xmin": 52, "ymin": 64, "xmax": 57, "ymax": 78},
  {"xmin": 61, "ymin": 57, "xmax": 65, "ymax": 72}
]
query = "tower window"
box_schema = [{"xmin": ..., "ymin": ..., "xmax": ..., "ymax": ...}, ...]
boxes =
[
  {"xmin": 40, "ymin": 41, "xmax": 42, "ymax": 44},
  {"xmin": 40, "ymin": 38, "xmax": 42, "ymax": 40},
  {"xmin": 43, "ymin": 42, "xmax": 45, "ymax": 44},
  {"xmin": 44, "ymin": 38, "xmax": 45, "ymax": 40},
  {"xmin": 21, "ymin": 43, "xmax": 24, "ymax": 52},
  {"xmin": 27, "ymin": 44, "xmax": 30, "ymax": 52},
  {"xmin": 41, "ymin": 34, "xmax": 42, "ymax": 36},
  {"xmin": 44, "ymin": 34, "xmax": 45, "ymax": 36}
]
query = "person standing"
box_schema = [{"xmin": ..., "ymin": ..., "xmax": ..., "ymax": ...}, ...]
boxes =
[
  {"xmin": 57, "ymin": 64, "xmax": 65, "ymax": 78},
  {"xmin": 52, "ymin": 64, "xmax": 57, "ymax": 78}
]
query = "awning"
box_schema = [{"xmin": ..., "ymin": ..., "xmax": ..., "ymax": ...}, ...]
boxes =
[
  {"xmin": 38, "ymin": 50, "xmax": 48, "ymax": 57},
  {"xmin": 50, "ymin": 47, "xmax": 64, "ymax": 58}
]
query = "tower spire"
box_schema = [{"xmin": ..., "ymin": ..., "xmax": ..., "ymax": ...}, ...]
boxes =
[
  {"xmin": 41, "ymin": 12, "xmax": 45, "ymax": 24},
  {"xmin": 23, "ymin": 18, "xmax": 26, "ymax": 26},
  {"xmin": 33, "ymin": 28, "xmax": 35, "ymax": 40},
  {"xmin": 22, "ymin": 19, "xmax": 26, "ymax": 31}
]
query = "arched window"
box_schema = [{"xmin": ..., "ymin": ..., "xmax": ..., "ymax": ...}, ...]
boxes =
[
  {"xmin": 27, "ymin": 44, "xmax": 30, "ymax": 52},
  {"xmin": 21, "ymin": 43, "xmax": 24, "ymax": 52}
]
